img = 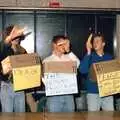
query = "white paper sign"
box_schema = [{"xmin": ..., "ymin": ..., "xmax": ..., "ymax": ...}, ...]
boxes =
[{"xmin": 44, "ymin": 73, "xmax": 78, "ymax": 96}]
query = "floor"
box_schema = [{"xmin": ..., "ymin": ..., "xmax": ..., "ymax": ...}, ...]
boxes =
[{"xmin": 0, "ymin": 112, "xmax": 120, "ymax": 120}]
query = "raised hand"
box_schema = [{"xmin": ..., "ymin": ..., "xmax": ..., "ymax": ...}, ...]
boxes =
[
  {"xmin": 86, "ymin": 34, "xmax": 93, "ymax": 55},
  {"xmin": 5, "ymin": 25, "xmax": 26, "ymax": 44},
  {"xmin": 64, "ymin": 39, "xmax": 70, "ymax": 53}
]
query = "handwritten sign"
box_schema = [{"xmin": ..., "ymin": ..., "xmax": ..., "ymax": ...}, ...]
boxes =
[
  {"xmin": 91, "ymin": 60, "xmax": 120, "ymax": 97},
  {"xmin": 44, "ymin": 73, "xmax": 78, "ymax": 96},
  {"xmin": 13, "ymin": 65, "xmax": 41, "ymax": 91}
]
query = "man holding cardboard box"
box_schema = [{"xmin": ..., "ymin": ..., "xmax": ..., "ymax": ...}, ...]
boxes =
[
  {"xmin": 43, "ymin": 35, "xmax": 79, "ymax": 112},
  {"xmin": 0, "ymin": 25, "xmax": 26, "ymax": 112},
  {"xmin": 79, "ymin": 33, "xmax": 114, "ymax": 111}
]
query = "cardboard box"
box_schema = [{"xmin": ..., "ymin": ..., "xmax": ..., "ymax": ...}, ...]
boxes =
[
  {"xmin": 90, "ymin": 59, "xmax": 120, "ymax": 97},
  {"xmin": 1, "ymin": 53, "xmax": 41, "ymax": 91},
  {"xmin": 43, "ymin": 61, "xmax": 78, "ymax": 96}
]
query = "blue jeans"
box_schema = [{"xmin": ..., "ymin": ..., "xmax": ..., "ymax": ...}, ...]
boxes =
[
  {"xmin": 1, "ymin": 81, "xmax": 25, "ymax": 112},
  {"xmin": 46, "ymin": 95, "xmax": 75, "ymax": 112},
  {"xmin": 87, "ymin": 93, "xmax": 114, "ymax": 111}
]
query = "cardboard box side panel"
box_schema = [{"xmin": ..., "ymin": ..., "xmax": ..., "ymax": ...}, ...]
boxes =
[
  {"xmin": 13, "ymin": 65, "xmax": 41, "ymax": 91},
  {"xmin": 98, "ymin": 71, "xmax": 120, "ymax": 97},
  {"xmin": 90, "ymin": 59, "xmax": 120, "ymax": 97},
  {"xmin": 10, "ymin": 53, "xmax": 41, "ymax": 68},
  {"xmin": 1, "ymin": 56, "xmax": 12, "ymax": 74},
  {"xmin": 90, "ymin": 64, "xmax": 98, "ymax": 81},
  {"xmin": 43, "ymin": 61, "xmax": 77, "ymax": 73},
  {"xmin": 94, "ymin": 60, "xmax": 120, "ymax": 73},
  {"xmin": 90, "ymin": 59, "xmax": 120, "ymax": 81}
]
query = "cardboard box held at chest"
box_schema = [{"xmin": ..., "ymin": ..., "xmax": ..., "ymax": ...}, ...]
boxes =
[
  {"xmin": 90, "ymin": 59, "xmax": 120, "ymax": 97},
  {"xmin": 43, "ymin": 61, "xmax": 78, "ymax": 96},
  {"xmin": 1, "ymin": 53, "xmax": 41, "ymax": 91}
]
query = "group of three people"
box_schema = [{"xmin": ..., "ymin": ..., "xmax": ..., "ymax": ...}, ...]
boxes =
[{"xmin": 0, "ymin": 25, "xmax": 114, "ymax": 112}]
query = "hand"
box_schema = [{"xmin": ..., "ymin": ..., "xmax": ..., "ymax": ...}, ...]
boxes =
[
  {"xmin": 86, "ymin": 34, "xmax": 92, "ymax": 55},
  {"xmin": 64, "ymin": 40, "xmax": 70, "ymax": 53},
  {"xmin": 2, "ymin": 64, "xmax": 12, "ymax": 75},
  {"xmin": 10, "ymin": 25, "xmax": 25, "ymax": 40},
  {"xmin": 11, "ymin": 44, "xmax": 17, "ymax": 52},
  {"xmin": 5, "ymin": 25, "xmax": 26, "ymax": 44}
]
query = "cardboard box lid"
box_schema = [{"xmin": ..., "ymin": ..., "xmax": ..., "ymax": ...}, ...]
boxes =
[
  {"xmin": 8, "ymin": 53, "xmax": 41, "ymax": 68},
  {"xmin": 43, "ymin": 61, "xmax": 77, "ymax": 73}
]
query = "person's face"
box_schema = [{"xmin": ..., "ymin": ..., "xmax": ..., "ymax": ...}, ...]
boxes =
[
  {"xmin": 53, "ymin": 38, "xmax": 66, "ymax": 54},
  {"xmin": 64, "ymin": 39, "xmax": 70, "ymax": 53},
  {"xmin": 93, "ymin": 36, "xmax": 105, "ymax": 51},
  {"xmin": 11, "ymin": 38, "xmax": 20, "ymax": 46}
]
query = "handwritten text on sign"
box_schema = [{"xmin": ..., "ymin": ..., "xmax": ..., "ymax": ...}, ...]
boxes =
[
  {"xmin": 94, "ymin": 60, "xmax": 120, "ymax": 97},
  {"xmin": 13, "ymin": 65, "xmax": 41, "ymax": 91},
  {"xmin": 44, "ymin": 73, "xmax": 78, "ymax": 96},
  {"xmin": 97, "ymin": 71, "xmax": 120, "ymax": 97}
]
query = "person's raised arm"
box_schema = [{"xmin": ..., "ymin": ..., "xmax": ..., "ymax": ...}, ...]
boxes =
[{"xmin": 79, "ymin": 34, "xmax": 93, "ymax": 74}]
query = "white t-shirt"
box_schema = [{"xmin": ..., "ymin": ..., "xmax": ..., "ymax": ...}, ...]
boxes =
[
  {"xmin": 43, "ymin": 52, "xmax": 80, "ymax": 68},
  {"xmin": 65, "ymin": 52, "xmax": 80, "ymax": 68}
]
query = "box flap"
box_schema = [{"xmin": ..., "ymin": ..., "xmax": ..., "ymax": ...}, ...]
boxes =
[
  {"xmin": 10, "ymin": 53, "xmax": 41, "ymax": 68},
  {"xmin": 43, "ymin": 61, "xmax": 77, "ymax": 73},
  {"xmin": 94, "ymin": 59, "xmax": 120, "ymax": 74},
  {"xmin": 90, "ymin": 59, "xmax": 120, "ymax": 81}
]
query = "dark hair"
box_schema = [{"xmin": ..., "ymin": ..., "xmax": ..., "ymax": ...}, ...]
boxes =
[
  {"xmin": 92, "ymin": 33, "xmax": 105, "ymax": 44},
  {"xmin": 52, "ymin": 35, "xmax": 65, "ymax": 44},
  {"xmin": 3, "ymin": 25, "xmax": 14, "ymax": 39},
  {"xmin": 64, "ymin": 36, "xmax": 70, "ymax": 40}
]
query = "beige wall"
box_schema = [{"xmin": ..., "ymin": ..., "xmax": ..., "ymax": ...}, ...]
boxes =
[
  {"xmin": 0, "ymin": 0, "xmax": 119, "ymax": 9},
  {"xmin": 0, "ymin": 0, "xmax": 16, "ymax": 6}
]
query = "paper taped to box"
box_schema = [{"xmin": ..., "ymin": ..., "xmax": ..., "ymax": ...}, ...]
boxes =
[
  {"xmin": 43, "ymin": 61, "xmax": 78, "ymax": 96},
  {"xmin": 90, "ymin": 59, "xmax": 120, "ymax": 97},
  {"xmin": 1, "ymin": 56, "xmax": 12, "ymax": 74},
  {"xmin": 1, "ymin": 53, "xmax": 41, "ymax": 91}
]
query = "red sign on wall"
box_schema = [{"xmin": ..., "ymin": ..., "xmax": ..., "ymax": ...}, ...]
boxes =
[{"xmin": 49, "ymin": 0, "xmax": 61, "ymax": 8}]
